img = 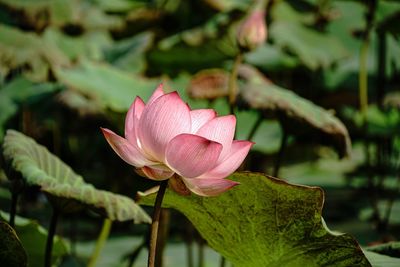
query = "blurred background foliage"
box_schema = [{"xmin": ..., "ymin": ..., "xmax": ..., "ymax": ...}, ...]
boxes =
[{"xmin": 0, "ymin": 0, "xmax": 400, "ymax": 266}]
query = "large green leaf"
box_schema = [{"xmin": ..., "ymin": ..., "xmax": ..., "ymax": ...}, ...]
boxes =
[
  {"xmin": 93, "ymin": 0, "xmax": 144, "ymax": 13},
  {"xmin": 0, "ymin": 0, "xmax": 123, "ymax": 30},
  {"xmin": 238, "ymin": 65, "xmax": 352, "ymax": 158},
  {"xmin": 0, "ymin": 211, "xmax": 68, "ymax": 267},
  {"xmin": 375, "ymin": 0, "xmax": 400, "ymax": 35},
  {"xmin": 0, "ymin": 220, "xmax": 27, "ymax": 267},
  {"xmin": 105, "ymin": 31, "xmax": 154, "ymax": 73},
  {"xmin": 43, "ymin": 27, "xmax": 113, "ymax": 61},
  {"xmin": 56, "ymin": 89, "xmax": 105, "ymax": 117},
  {"xmin": 324, "ymin": 1, "xmax": 400, "ymax": 89},
  {"xmin": 366, "ymin": 241, "xmax": 400, "ymax": 258},
  {"xmin": 2, "ymin": 130, "xmax": 151, "ymax": 223},
  {"xmin": 55, "ymin": 60, "xmax": 158, "ymax": 112},
  {"xmin": 343, "ymin": 105, "xmax": 400, "ymax": 137},
  {"xmin": 201, "ymin": 0, "xmax": 252, "ymax": 11},
  {"xmin": 0, "ymin": 24, "xmax": 69, "ymax": 81},
  {"xmin": 139, "ymin": 172, "xmax": 370, "ymax": 267},
  {"xmin": 364, "ymin": 251, "xmax": 400, "ymax": 267},
  {"xmin": 0, "ymin": 77, "xmax": 61, "ymax": 141},
  {"xmin": 269, "ymin": 2, "xmax": 348, "ymax": 70},
  {"xmin": 244, "ymin": 44, "xmax": 299, "ymax": 71},
  {"xmin": 147, "ymin": 35, "xmax": 235, "ymax": 76},
  {"xmin": 384, "ymin": 92, "xmax": 400, "ymax": 109}
]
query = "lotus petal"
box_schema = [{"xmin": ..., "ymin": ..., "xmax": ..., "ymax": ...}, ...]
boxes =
[
  {"xmin": 190, "ymin": 109, "xmax": 216, "ymax": 133},
  {"xmin": 165, "ymin": 134, "xmax": 222, "ymax": 178},
  {"xmin": 125, "ymin": 97, "xmax": 145, "ymax": 144},
  {"xmin": 196, "ymin": 115, "xmax": 236, "ymax": 160},
  {"xmin": 138, "ymin": 92, "xmax": 191, "ymax": 161},
  {"xmin": 199, "ymin": 140, "xmax": 254, "ymax": 179},
  {"xmin": 101, "ymin": 128, "xmax": 153, "ymax": 167},
  {"xmin": 183, "ymin": 178, "xmax": 239, "ymax": 197}
]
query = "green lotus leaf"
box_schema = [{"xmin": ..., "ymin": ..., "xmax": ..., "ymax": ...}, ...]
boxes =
[
  {"xmin": 105, "ymin": 31, "xmax": 154, "ymax": 73},
  {"xmin": 139, "ymin": 172, "xmax": 370, "ymax": 267},
  {"xmin": 56, "ymin": 89, "xmax": 104, "ymax": 117},
  {"xmin": 0, "ymin": 0, "xmax": 123, "ymax": 30},
  {"xmin": 238, "ymin": 65, "xmax": 351, "ymax": 158},
  {"xmin": 0, "ymin": 24, "xmax": 69, "ymax": 82},
  {"xmin": 2, "ymin": 130, "xmax": 151, "ymax": 223},
  {"xmin": 0, "ymin": 220, "xmax": 27, "ymax": 267},
  {"xmin": 0, "ymin": 211, "xmax": 68, "ymax": 267},
  {"xmin": 0, "ymin": 77, "xmax": 61, "ymax": 141},
  {"xmin": 55, "ymin": 60, "xmax": 158, "ymax": 112},
  {"xmin": 269, "ymin": 18, "xmax": 348, "ymax": 70},
  {"xmin": 363, "ymin": 250, "xmax": 400, "ymax": 267},
  {"xmin": 366, "ymin": 241, "xmax": 400, "ymax": 258}
]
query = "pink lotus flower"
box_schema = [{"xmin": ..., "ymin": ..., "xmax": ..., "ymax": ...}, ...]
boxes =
[{"xmin": 101, "ymin": 84, "xmax": 253, "ymax": 196}]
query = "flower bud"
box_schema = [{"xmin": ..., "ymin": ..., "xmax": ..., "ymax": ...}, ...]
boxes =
[{"xmin": 236, "ymin": 9, "xmax": 267, "ymax": 51}]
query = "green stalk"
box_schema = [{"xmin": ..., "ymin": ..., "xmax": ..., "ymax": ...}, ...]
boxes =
[
  {"xmin": 197, "ymin": 239, "xmax": 204, "ymax": 267},
  {"xmin": 148, "ymin": 180, "xmax": 169, "ymax": 267},
  {"xmin": 45, "ymin": 208, "xmax": 60, "ymax": 267},
  {"xmin": 247, "ymin": 114, "xmax": 263, "ymax": 141},
  {"xmin": 359, "ymin": 0, "xmax": 376, "ymax": 122},
  {"xmin": 185, "ymin": 220, "xmax": 194, "ymax": 267},
  {"xmin": 9, "ymin": 192, "xmax": 18, "ymax": 228},
  {"xmin": 273, "ymin": 125, "xmax": 288, "ymax": 178},
  {"xmin": 376, "ymin": 31, "xmax": 386, "ymax": 106},
  {"xmin": 155, "ymin": 209, "xmax": 170, "ymax": 267},
  {"xmin": 88, "ymin": 218, "xmax": 113, "ymax": 267},
  {"xmin": 228, "ymin": 53, "xmax": 243, "ymax": 114},
  {"xmin": 187, "ymin": 242, "xmax": 194, "ymax": 267},
  {"xmin": 359, "ymin": 38, "xmax": 369, "ymax": 122},
  {"xmin": 220, "ymin": 256, "xmax": 226, "ymax": 267}
]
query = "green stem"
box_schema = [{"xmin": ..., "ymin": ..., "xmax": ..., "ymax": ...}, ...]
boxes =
[
  {"xmin": 359, "ymin": 0, "xmax": 376, "ymax": 122},
  {"xmin": 187, "ymin": 241, "xmax": 193, "ymax": 267},
  {"xmin": 88, "ymin": 218, "xmax": 113, "ymax": 267},
  {"xmin": 9, "ymin": 192, "xmax": 18, "ymax": 228},
  {"xmin": 228, "ymin": 53, "xmax": 243, "ymax": 114},
  {"xmin": 220, "ymin": 256, "xmax": 226, "ymax": 267},
  {"xmin": 45, "ymin": 208, "xmax": 60, "ymax": 267},
  {"xmin": 127, "ymin": 240, "xmax": 146, "ymax": 267},
  {"xmin": 197, "ymin": 239, "xmax": 204, "ymax": 267},
  {"xmin": 359, "ymin": 38, "xmax": 369, "ymax": 122},
  {"xmin": 383, "ymin": 174, "xmax": 400, "ymax": 230},
  {"xmin": 247, "ymin": 113, "xmax": 263, "ymax": 141},
  {"xmin": 273, "ymin": 126, "xmax": 288, "ymax": 178},
  {"xmin": 155, "ymin": 209, "xmax": 170, "ymax": 267},
  {"xmin": 147, "ymin": 180, "xmax": 169, "ymax": 267},
  {"xmin": 376, "ymin": 31, "xmax": 386, "ymax": 106},
  {"xmin": 185, "ymin": 220, "xmax": 194, "ymax": 267}
]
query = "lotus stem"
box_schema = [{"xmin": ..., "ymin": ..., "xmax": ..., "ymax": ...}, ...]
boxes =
[
  {"xmin": 198, "ymin": 239, "xmax": 204, "ymax": 267},
  {"xmin": 247, "ymin": 113, "xmax": 263, "ymax": 141},
  {"xmin": 220, "ymin": 256, "xmax": 226, "ymax": 267},
  {"xmin": 127, "ymin": 239, "xmax": 146, "ymax": 267},
  {"xmin": 228, "ymin": 53, "xmax": 243, "ymax": 114},
  {"xmin": 273, "ymin": 127, "xmax": 288, "ymax": 178},
  {"xmin": 148, "ymin": 180, "xmax": 169, "ymax": 267},
  {"xmin": 9, "ymin": 192, "xmax": 18, "ymax": 228},
  {"xmin": 186, "ymin": 241, "xmax": 194, "ymax": 267},
  {"xmin": 155, "ymin": 209, "xmax": 170, "ymax": 267},
  {"xmin": 359, "ymin": 0, "xmax": 376, "ymax": 122},
  {"xmin": 45, "ymin": 208, "xmax": 60, "ymax": 267},
  {"xmin": 376, "ymin": 31, "xmax": 386, "ymax": 106},
  {"xmin": 88, "ymin": 218, "xmax": 113, "ymax": 267},
  {"xmin": 359, "ymin": 38, "xmax": 369, "ymax": 123},
  {"xmin": 185, "ymin": 220, "xmax": 194, "ymax": 267},
  {"xmin": 383, "ymin": 174, "xmax": 400, "ymax": 230}
]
